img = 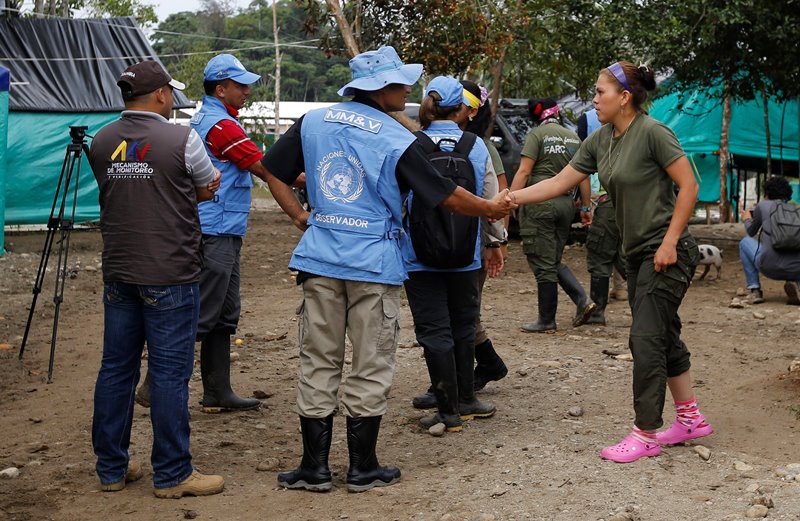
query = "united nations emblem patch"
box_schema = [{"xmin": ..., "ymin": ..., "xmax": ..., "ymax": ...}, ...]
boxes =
[{"xmin": 317, "ymin": 150, "xmax": 365, "ymax": 203}]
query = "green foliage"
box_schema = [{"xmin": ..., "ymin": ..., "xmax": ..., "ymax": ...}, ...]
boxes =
[
  {"xmin": 644, "ymin": 0, "xmax": 800, "ymax": 101},
  {"xmin": 84, "ymin": 0, "xmax": 157, "ymax": 26},
  {"xmin": 142, "ymin": 0, "xmax": 800, "ymax": 105},
  {"xmin": 152, "ymin": 0, "xmax": 349, "ymax": 102}
]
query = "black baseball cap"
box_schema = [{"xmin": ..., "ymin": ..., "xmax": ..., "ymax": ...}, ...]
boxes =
[{"xmin": 117, "ymin": 61, "xmax": 185, "ymax": 100}]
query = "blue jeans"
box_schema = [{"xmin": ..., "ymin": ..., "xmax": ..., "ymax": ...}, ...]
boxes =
[
  {"xmin": 739, "ymin": 236, "xmax": 763, "ymax": 288},
  {"xmin": 92, "ymin": 282, "xmax": 198, "ymax": 489}
]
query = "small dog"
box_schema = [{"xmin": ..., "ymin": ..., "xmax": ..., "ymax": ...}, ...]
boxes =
[{"xmin": 695, "ymin": 244, "xmax": 723, "ymax": 280}]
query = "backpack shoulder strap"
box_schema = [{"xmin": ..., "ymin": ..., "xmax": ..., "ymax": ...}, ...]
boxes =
[
  {"xmin": 414, "ymin": 131, "xmax": 438, "ymax": 155},
  {"xmin": 453, "ymin": 131, "xmax": 478, "ymax": 156}
]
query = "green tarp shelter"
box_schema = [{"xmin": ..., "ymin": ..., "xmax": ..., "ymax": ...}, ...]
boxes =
[
  {"xmin": 650, "ymin": 84, "xmax": 799, "ymax": 207},
  {"xmin": 0, "ymin": 66, "xmax": 8, "ymax": 255},
  {"xmin": 0, "ymin": 16, "xmax": 192, "ymax": 230}
]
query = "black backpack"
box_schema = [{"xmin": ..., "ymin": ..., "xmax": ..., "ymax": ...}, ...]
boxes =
[
  {"xmin": 408, "ymin": 131, "xmax": 479, "ymax": 269},
  {"xmin": 768, "ymin": 200, "xmax": 800, "ymax": 251}
]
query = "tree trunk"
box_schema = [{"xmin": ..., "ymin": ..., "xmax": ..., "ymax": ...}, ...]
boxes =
[
  {"xmin": 762, "ymin": 90, "xmax": 772, "ymax": 175},
  {"xmin": 34, "ymin": 0, "xmax": 44, "ymax": 15},
  {"xmin": 487, "ymin": 48, "xmax": 506, "ymax": 140},
  {"xmin": 272, "ymin": 0, "xmax": 281, "ymax": 139},
  {"xmin": 719, "ymin": 88, "xmax": 732, "ymax": 223},
  {"xmin": 326, "ymin": 0, "xmax": 360, "ymax": 58},
  {"xmin": 354, "ymin": 0, "xmax": 362, "ymax": 51}
]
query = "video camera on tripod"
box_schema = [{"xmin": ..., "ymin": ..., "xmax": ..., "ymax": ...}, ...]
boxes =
[{"xmin": 18, "ymin": 125, "xmax": 91, "ymax": 383}]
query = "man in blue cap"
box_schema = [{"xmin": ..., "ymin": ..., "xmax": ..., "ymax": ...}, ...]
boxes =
[
  {"xmin": 260, "ymin": 46, "xmax": 516, "ymax": 492},
  {"xmin": 190, "ymin": 54, "xmax": 276, "ymax": 412},
  {"xmin": 137, "ymin": 54, "xmax": 280, "ymax": 412}
]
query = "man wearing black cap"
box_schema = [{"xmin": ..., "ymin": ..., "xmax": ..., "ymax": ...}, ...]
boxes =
[{"xmin": 88, "ymin": 60, "xmax": 224, "ymax": 499}]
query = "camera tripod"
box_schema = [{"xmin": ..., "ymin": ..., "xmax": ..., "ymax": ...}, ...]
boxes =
[{"xmin": 18, "ymin": 126, "xmax": 90, "ymax": 383}]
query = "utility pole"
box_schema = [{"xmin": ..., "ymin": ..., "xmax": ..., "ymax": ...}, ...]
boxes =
[{"xmin": 272, "ymin": 0, "xmax": 281, "ymax": 140}]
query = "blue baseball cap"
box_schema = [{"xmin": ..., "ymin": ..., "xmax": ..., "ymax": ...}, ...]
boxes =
[
  {"xmin": 203, "ymin": 54, "xmax": 261, "ymax": 84},
  {"xmin": 337, "ymin": 46, "xmax": 423, "ymax": 97},
  {"xmin": 425, "ymin": 76, "xmax": 470, "ymax": 107}
]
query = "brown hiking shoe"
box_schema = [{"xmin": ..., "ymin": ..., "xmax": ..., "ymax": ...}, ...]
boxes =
[
  {"xmin": 153, "ymin": 470, "xmax": 224, "ymax": 499},
  {"xmin": 100, "ymin": 460, "xmax": 144, "ymax": 492}
]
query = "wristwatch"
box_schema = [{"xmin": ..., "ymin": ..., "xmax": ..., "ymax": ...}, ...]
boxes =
[{"xmin": 579, "ymin": 206, "xmax": 591, "ymax": 212}]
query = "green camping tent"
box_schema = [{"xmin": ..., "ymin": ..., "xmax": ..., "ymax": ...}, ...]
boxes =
[
  {"xmin": 650, "ymin": 85, "xmax": 799, "ymax": 206},
  {"xmin": 0, "ymin": 66, "xmax": 7, "ymax": 255},
  {"xmin": 0, "ymin": 17, "xmax": 193, "ymax": 228}
]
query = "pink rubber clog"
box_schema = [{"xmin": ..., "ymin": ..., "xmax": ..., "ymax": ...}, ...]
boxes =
[
  {"xmin": 656, "ymin": 415, "xmax": 714, "ymax": 446},
  {"xmin": 600, "ymin": 434, "xmax": 661, "ymax": 463}
]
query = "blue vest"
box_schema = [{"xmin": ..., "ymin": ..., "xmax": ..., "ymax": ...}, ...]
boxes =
[
  {"xmin": 190, "ymin": 95, "xmax": 253, "ymax": 236},
  {"xmin": 585, "ymin": 109, "xmax": 604, "ymax": 195},
  {"xmin": 402, "ymin": 120, "xmax": 486, "ymax": 273},
  {"xmin": 586, "ymin": 108, "xmax": 602, "ymax": 136},
  {"xmin": 292, "ymin": 101, "xmax": 415, "ymax": 285}
]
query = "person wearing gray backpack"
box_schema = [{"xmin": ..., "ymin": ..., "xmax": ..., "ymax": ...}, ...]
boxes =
[{"xmin": 739, "ymin": 176, "xmax": 800, "ymax": 304}]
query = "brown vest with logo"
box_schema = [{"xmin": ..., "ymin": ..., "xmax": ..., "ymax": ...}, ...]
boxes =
[{"xmin": 89, "ymin": 112, "xmax": 202, "ymax": 285}]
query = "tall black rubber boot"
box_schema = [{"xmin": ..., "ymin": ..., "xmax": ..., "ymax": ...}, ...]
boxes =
[
  {"xmin": 201, "ymin": 330, "xmax": 261, "ymax": 413},
  {"xmin": 277, "ymin": 415, "xmax": 334, "ymax": 492},
  {"xmin": 454, "ymin": 339, "xmax": 496, "ymax": 420},
  {"xmin": 473, "ymin": 338, "xmax": 508, "ymax": 391},
  {"xmin": 521, "ymin": 282, "xmax": 558, "ymax": 332},
  {"xmin": 419, "ymin": 350, "xmax": 462, "ymax": 432},
  {"xmin": 557, "ymin": 264, "xmax": 597, "ymax": 327},
  {"xmin": 346, "ymin": 416, "xmax": 401, "ymax": 492},
  {"xmin": 411, "ymin": 385, "xmax": 437, "ymax": 410},
  {"xmin": 585, "ymin": 276, "xmax": 610, "ymax": 325}
]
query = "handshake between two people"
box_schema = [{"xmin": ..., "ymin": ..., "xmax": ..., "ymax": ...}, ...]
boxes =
[
  {"xmin": 486, "ymin": 188, "xmax": 518, "ymax": 221},
  {"xmin": 441, "ymin": 187, "xmax": 518, "ymax": 223}
]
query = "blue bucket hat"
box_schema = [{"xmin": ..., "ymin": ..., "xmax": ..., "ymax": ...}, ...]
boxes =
[
  {"xmin": 337, "ymin": 46, "xmax": 423, "ymax": 97},
  {"xmin": 425, "ymin": 76, "xmax": 470, "ymax": 107},
  {"xmin": 204, "ymin": 54, "xmax": 261, "ymax": 85}
]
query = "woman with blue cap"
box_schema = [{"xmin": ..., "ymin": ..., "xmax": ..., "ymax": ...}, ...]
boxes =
[
  {"xmin": 507, "ymin": 61, "xmax": 712, "ymax": 463},
  {"xmin": 261, "ymin": 49, "xmax": 515, "ymax": 491},
  {"xmin": 410, "ymin": 79, "xmax": 509, "ymax": 411},
  {"xmin": 403, "ymin": 75, "xmax": 504, "ymax": 434}
]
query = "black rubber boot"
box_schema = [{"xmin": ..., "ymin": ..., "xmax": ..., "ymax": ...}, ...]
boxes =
[
  {"xmin": 346, "ymin": 416, "xmax": 401, "ymax": 492},
  {"xmin": 135, "ymin": 371, "xmax": 151, "ymax": 408},
  {"xmin": 419, "ymin": 350, "xmax": 462, "ymax": 432},
  {"xmin": 201, "ymin": 330, "xmax": 261, "ymax": 413},
  {"xmin": 521, "ymin": 282, "xmax": 558, "ymax": 332},
  {"xmin": 455, "ymin": 340, "xmax": 496, "ymax": 420},
  {"xmin": 277, "ymin": 415, "xmax": 334, "ymax": 492},
  {"xmin": 411, "ymin": 386, "xmax": 437, "ymax": 409},
  {"xmin": 473, "ymin": 338, "xmax": 508, "ymax": 391},
  {"xmin": 557, "ymin": 264, "xmax": 597, "ymax": 327},
  {"xmin": 585, "ymin": 276, "xmax": 610, "ymax": 325}
]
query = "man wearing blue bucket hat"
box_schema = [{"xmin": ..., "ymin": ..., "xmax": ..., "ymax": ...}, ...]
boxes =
[
  {"xmin": 260, "ymin": 46, "xmax": 516, "ymax": 492},
  {"xmin": 137, "ymin": 54, "xmax": 275, "ymax": 413}
]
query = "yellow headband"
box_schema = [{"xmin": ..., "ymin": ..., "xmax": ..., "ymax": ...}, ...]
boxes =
[{"xmin": 463, "ymin": 89, "xmax": 480, "ymax": 109}]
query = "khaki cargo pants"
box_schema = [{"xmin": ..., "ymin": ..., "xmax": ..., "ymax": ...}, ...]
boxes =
[{"xmin": 295, "ymin": 276, "xmax": 400, "ymax": 418}]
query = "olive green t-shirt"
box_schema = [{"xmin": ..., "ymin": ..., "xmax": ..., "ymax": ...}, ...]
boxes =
[
  {"xmin": 521, "ymin": 123, "xmax": 581, "ymax": 186},
  {"xmin": 484, "ymin": 137, "xmax": 505, "ymax": 176},
  {"xmin": 570, "ymin": 114, "xmax": 686, "ymax": 257}
]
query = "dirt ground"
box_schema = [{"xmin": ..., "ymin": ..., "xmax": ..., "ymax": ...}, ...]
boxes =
[{"xmin": 2, "ymin": 202, "xmax": 800, "ymax": 521}]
